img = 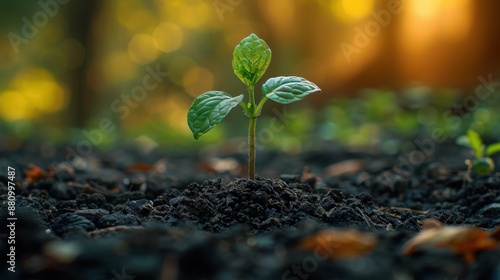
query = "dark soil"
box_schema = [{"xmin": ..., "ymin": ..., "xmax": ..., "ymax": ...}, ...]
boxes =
[{"xmin": 1, "ymin": 143, "xmax": 500, "ymax": 280}]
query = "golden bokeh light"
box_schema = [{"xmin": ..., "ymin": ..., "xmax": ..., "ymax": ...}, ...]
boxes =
[
  {"xmin": 2, "ymin": 0, "xmax": 499, "ymax": 144},
  {"xmin": 128, "ymin": 34, "xmax": 159, "ymax": 64},
  {"xmin": 0, "ymin": 67, "xmax": 67, "ymax": 121},
  {"xmin": 12, "ymin": 68, "xmax": 53, "ymax": 89},
  {"xmin": 331, "ymin": 0, "xmax": 375, "ymax": 23},
  {"xmin": 0, "ymin": 91, "xmax": 31, "ymax": 120},
  {"xmin": 153, "ymin": 23, "xmax": 183, "ymax": 53},
  {"xmin": 25, "ymin": 81, "xmax": 66, "ymax": 113},
  {"xmin": 183, "ymin": 67, "xmax": 214, "ymax": 97},
  {"xmin": 155, "ymin": 94, "xmax": 190, "ymax": 133},
  {"xmin": 115, "ymin": 1, "xmax": 155, "ymax": 31},
  {"xmin": 179, "ymin": 1, "xmax": 211, "ymax": 28}
]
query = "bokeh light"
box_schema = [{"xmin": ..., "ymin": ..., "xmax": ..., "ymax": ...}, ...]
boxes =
[
  {"xmin": 153, "ymin": 23, "xmax": 183, "ymax": 53},
  {"xmin": 0, "ymin": 68, "xmax": 67, "ymax": 121},
  {"xmin": 128, "ymin": 34, "xmax": 158, "ymax": 64},
  {"xmin": 179, "ymin": 1, "xmax": 211, "ymax": 28},
  {"xmin": 0, "ymin": 91, "xmax": 30, "ymax": 120},
  {"xmin": 1, "ymin": 0, "xmax": 499, "ymax": 149}
]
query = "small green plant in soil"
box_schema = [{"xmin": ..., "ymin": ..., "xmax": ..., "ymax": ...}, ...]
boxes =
[
  {"xmin": 187, "ymin": 33, "xmax": 321, "ymax": 179},
  {"xmin": 456, "ymin": 129, "xmax": 500, "ymax": 176}
]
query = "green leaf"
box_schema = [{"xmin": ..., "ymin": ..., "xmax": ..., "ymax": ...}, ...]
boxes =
[
  {"xmin": 472, "ymin": 158, "xmax": 494, "ymax": 176},
  {"xmin": 455, "ymin": 135, "xmax": 471, "ymax": 148},
  {"xmin": 263, "ymin": 76, "xmax": 321, "ymax": 104},
  {"xmin": 187, "ymin": 91, "xmax": 244, "ymax": 139},
  {"xmin": 467, "ymin": 129, "xmax": 483, "ymax": 159},
  {"xmin": 232, "ymin": 33, "xmax": 271, "ymax": 88},
  {"xmin": 486, "ymin": 143, "xmax": 500, "ymax": 156}
]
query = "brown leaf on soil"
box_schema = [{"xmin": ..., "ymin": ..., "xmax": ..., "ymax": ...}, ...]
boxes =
[
  {"xmin": 24, "ymin": 164, "xmax": 54, "ymax": 183},
  {"xmin": 301, "ymin": 166, "xmax": 322, "ymax": 183},
  {"xmin": 299, "ymin": 229, "xmax": 378, "ymax": 260},
  {"xmin": 127, "ymin": 159, "xmax": 168, "ymax": 173},
  {"xmin": 127, "ymin": 163, "xmax": 155, "ymax": 173},
  {"xmin": 403, "ymin": 219, "xmax": 500, "ymax": 263},
  {"xmin": 325, "ymin": 160, "xmax": 365, "ymax": 177},
  {"xmin": 491, "ymin": 227, "xmax": 500, "ymax": 241}
]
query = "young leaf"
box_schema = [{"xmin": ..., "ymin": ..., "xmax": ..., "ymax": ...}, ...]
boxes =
[
  {"xmin": 472, "ymin": 158, "xmax": 494, "ymax": 176},
  {"xmin": 467, "ymin": 130, "xmax": 484, "ymax": 159},
  {"xmin": 232, "ymin": 33, "xmax": 271, "ymax": 88},
  {"xmin": 263, "ymin": 76, "xmax": 321, "ymax": 104},
  {"xmin": 456, "ymin": 135, "xmax": 471, "ymax": 148},
  {"xmin": 486, "ymin": 143, "xmax": 500, "ymax": 156},
  {"xmin": 187, "ymin": 91, "xmax": 244, "ymax": 140}
]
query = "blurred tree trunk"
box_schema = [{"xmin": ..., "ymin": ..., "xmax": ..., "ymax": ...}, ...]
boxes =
[{"xmin": 66, "ymin": 0, "xmax": 100, "ymax": 128}]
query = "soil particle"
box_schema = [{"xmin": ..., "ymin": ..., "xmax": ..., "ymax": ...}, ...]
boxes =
[
  {"xmin": 74, "ymin": 209, "xmax": 110, "ymax": 224},
  {"xmin": 98, "ymin": 213, "xmax": 139, "ymax": 228},
  {"xmin": 164, "ymin": 177, "xmax": 399, "ymax": 234},
  {"xmin": 52, "ymin": 213, "xmax": 96, "ymax": 236}
]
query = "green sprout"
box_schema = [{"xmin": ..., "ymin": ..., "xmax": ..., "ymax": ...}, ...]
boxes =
[
  {"xmin": 187, "ymin": 33, "xmax": 321, "ymax": 179},
  {"xmin": 456, "ymin": 129, "xmax": 500, "ymax": 176}
]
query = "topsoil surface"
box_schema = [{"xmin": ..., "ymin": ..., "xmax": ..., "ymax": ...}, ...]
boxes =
[{"xmin": 1, "ymin": 142, "xmax": 500, "ymax": 280}]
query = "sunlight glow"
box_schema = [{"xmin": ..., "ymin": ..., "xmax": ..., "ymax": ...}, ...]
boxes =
[
  {"xmin": 259, "ymin": 0, "xmax": 295, "ymax": 32},
  {"xmin": 400, "ymin": 0, "xmax": 473, "ymax": 50},
  {"xmin": 331, "ymin": 0, "xmax": 374, "ymax": 23},
  {"xmin": 398, "ymin": 0, "xmax": 473, "ymax": 81}
]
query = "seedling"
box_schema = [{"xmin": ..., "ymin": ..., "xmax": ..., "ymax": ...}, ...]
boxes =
[
  {"xmin": 456, "ymin": 129, "xmax": 500, "ymax": 177},
  {"xmin": 187, "ymin": 33, "xmax": 321, "ymax": 179}
]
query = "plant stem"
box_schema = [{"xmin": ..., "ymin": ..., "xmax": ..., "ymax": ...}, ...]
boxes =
[
  {"xmin": 248, "ymin": 115, "xmax": 256, "ymax": 179},
  {"xmin": 247, "ymin": 84, "xmax": 256, "ymax": 179},
  {"xmin": 255, "ymin": 96, "xmax": 268, "ymax": 116}
]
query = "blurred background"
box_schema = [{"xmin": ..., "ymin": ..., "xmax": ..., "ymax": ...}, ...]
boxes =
[{"xmin": 1, "ymin": 0, "xmax": 500, "ymax": 155}]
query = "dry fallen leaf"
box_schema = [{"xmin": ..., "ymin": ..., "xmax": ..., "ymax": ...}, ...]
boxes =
[
  {"xmin": 127, "ymin": 163, "xmax": 155, "ymax": 173},
  {"xmin": 299, "ymin": 229, "xmax": 378, "ymax": 260},
  {"xmin": 403, "ymin": 218, "xmax": 499, "ymax": 263},
  {"xmin": 24, "ymin": 164, "xmax": 54, "ymax": 183},
  {"xmin": 325, "ymin": 160, "xmax": 365, "ymax": 177},
  {"xmin": 301, "ymin": 166, "xmax": 322, "ymax": 183},
  {"xmin": 127, "ymin": 159, "xmax": 168, "ymax": 174}
]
